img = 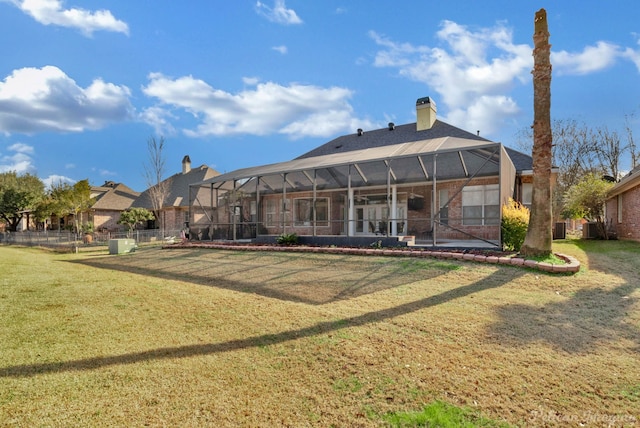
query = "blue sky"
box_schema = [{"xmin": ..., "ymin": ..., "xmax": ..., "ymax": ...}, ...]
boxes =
[{"xmin": 1, "ymin": 0, "xmax": 639, "ymax": 191}]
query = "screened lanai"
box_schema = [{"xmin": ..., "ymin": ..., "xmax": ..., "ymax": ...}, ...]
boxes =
[{"xmin": 188, "ymin": 136, "xmax": 516, "ymax": 248}]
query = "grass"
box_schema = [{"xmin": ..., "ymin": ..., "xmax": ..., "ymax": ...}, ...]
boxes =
[
  {"xmin": 384, "ymin": 400, "xmax": 508, "ymax": 427},
  {"xmin": 521, "ymin": 252, "xmax": 567, "ymax": 265},
  {"xmin": 1, "ymin": 238, "xmax": 639, "ymax": 427}
]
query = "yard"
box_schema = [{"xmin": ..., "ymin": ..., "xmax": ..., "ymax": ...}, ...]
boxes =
[{"xmin": 1, "ymin": 240, "xmax": 638, "ymax": 426}]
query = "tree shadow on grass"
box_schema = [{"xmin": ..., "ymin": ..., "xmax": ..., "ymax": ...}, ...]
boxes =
[
  {"xmin": 488, "ymin": 283, "xmax": 639, "ymax": 353},
  {"xmin": 65, "ymin": 247, "xmax": 460, "ymax": 305},
  {"xmin": 0, "ymin": 267, "xmax": 522, "ymax": 378},
  {"xmin": 488, "ymin": 240, "xmax": 640, "ymax": 353}
]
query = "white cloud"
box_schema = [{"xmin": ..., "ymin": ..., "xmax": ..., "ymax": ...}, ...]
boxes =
[
  {"xmin": 0, "ymin": 65, "xmax": 133, "ymax": 134},
  {"xmin": 370, "ymin": 21, "xmax": 640, "ymax": 137},
  {"xmin": 0, "ymin": 142, "xmax": 35, "ymax": 173},
  {"xmin": 622, "ymin": 36, "xmax": 640, "ymax": 72},
  {"xmin": 99, "ymin": 169, "xmax": 117, "ymax": 177},
  {"xmin": 552, "ymin": 41, "xmax": 622, "ymax": 75},
  {"xmin": 42, "ymin": 174, "xmax": 75, "ymax": 189},
  {"xmin": 443, "ymin": 95, "xmax": 520, "ymax": 139},
  {"xmin": 255, "ymin": 0, "xmax": 302, "ymax": 25},
  {"xmin": 6, "ymin": 0, "xmax": 129, "ymax": 36},
  {"xmin": 139, "ymin": 106, "xmax": 177, "ymax": 136},
  {"xmin": 272, "ymin": 45, "xmax": 288, "ymax": 55},
  {"xmin": 143, "ymin": 74, "xmax": 368, "ymax": 139},
  {"xmin": 370, "ymin": 21, "xmax": 531, "ymax": 135},
  {"xmin": 8, "ymin": 142, "xmax": 34, "ymax": 154},
  {"xmin": 242, "ymin": 76, "xmax": 261, "ymax": 86}
]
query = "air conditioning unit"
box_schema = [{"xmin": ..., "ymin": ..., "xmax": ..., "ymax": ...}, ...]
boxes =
[
  {"xmin": 583, "ymin": 222, "xmax": 600, "ymax": 239},
  {"xmin": 553, "ymin": 222, "xmax": 566, "ymax": 240}
]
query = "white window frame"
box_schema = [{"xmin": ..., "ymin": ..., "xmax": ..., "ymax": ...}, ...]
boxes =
[
  {"xmin": 617, "ymin": 195, "xmax": 623, "ymax": 223},
  {"xmin": 438, "ymin": 189, "xmax": 449, "ymax": 225},
  {"xmin": 265, "ymin": 199, "xmax": 277, "ymax": 227},
  {"xmin": 293, "ymin": 197, "xmax": 329, "ymax": 227},
  {"xmin": 521, "ymin": 183, "xmax": 533, "ymax": 209},
  {"xmin": 462, "ymin": 184, "xmax": 500, "ymax": 226}
]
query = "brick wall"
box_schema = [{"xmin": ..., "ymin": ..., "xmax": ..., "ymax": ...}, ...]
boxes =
[
  {"xmin": 93, "ymin": 210, "xmax": 126, "ymax": 231},
  {"xmin": 191, "ymin": 177, "xmax": 503, "ymax": 241},
  {"xmin": 607, "ymin": 185, "xmax": 640, "ymax": 241}
]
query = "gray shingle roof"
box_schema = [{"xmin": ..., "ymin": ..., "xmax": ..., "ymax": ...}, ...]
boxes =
[
  {"xmin": 296, "ymin": 120, "xmax": 532, "ymax": 172},
  {"xmin": 134, "ymin": 165, "xmax": 220, "ymax": 209},
  {"xmin": 91, "ymin": 183, "xmax": 140, "ymax": 211},
  {"xmin": 297, "ymin": 121, "xmax": 487, "ymax": 158}
]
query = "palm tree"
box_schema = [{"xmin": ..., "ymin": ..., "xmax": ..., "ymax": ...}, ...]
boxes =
[{"xmin": 521, "ymin": 8, "xmax": 553, "ymax": 257}]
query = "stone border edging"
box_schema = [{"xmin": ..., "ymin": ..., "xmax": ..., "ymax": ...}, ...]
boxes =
[{"xmin": 164, "ymin": 243, "xmax": 581, "ymax": 274}]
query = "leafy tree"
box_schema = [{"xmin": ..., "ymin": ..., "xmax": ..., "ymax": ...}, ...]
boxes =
[
  {"xmin": 46, "ymin": 182, "xmax": 73, "ymax": 231},
  {"xmin": 118, "ymin": 208, "xmax": 155, "ymax": 236},
  {"xmin": 517, "ymin": 118, "xmax": 634, "ymax": 221},
  {"xmin": 0, "ymin": 172, "xmax": 45, "ymax": 231},
  {"xmin": 67, "ymin": 180, "xmax": 94, "ymax": 233},
  {"xmin": 521, "ymin": 8, "xmax": 553, "ymax": 257},
  {"xmin": 563, "ymin": 173, "xmax": 614, "ymax": 239},
  {"xmin": 45, "ymin": 179, "xmax": 94, "ymax": 232}
]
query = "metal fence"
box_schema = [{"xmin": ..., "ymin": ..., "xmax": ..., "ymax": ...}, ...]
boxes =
[{"xmin": 0, "ymin": 229, "xmax": 185, "ymax": 249}]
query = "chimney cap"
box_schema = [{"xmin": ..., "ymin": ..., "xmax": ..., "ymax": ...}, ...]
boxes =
[
  {"xmin": 357, "ymin": 128, "xmax": 364, "ymax": 136},
  {"xmin": 388, "ymin": 122, "xmax": 395, "ymax": 130},
  {"xmin": 416, "ymin": 96, "xmax": 435, "ymax": 107},
  {"xmin": 182, "ymin": 155, "xmax": 191, "ymax": 163}
]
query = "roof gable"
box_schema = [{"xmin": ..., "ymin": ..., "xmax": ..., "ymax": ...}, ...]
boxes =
[
  {"xmin": 91, "ymin": 183, "xmax": 140, "ymax": 211},
  {"xmin": 134, "ymin": 164, "xmax": 220, "ymax": 209}
]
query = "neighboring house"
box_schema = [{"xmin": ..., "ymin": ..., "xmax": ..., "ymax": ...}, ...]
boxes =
[
  {"xmin": 134, "ymin": 156, "xmax": 221, "ymax": 232},
  {"xmin": 605, "ymin": 165, "xmax": 640, "ymax": 241},
  {"xmin": 89, "ymin": 181, "xmax": 140, "ymax": 231},
  {"xmin": 189, "ymin": 97, "xmax": 536, "ymax": 247}
]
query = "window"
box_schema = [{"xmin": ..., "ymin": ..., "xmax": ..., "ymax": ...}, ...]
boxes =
[
  {"xmin": 462, "ymin": 184, "xmax": 499, "ymax": 225},
  {"xmin": 265, "ymin": 199, "xmax": 277, "ymax": 226},
  {"xmin": 249, "ymin": 201, "xmax": 256, "ymax": 222},
  {"xmin": 521, "ymin": 183, "xmax": 533, "ymax": 209},
  {"xmin": 617, "ymin": 195, "xmax": 623, "ymax": 223},
  {"xmin": 438, "ymin": 189, "xmax": 449, "ymax": 225},
  {"xmin": 294, "ymin": 198, "xmax": 329, "ymax": 227}
]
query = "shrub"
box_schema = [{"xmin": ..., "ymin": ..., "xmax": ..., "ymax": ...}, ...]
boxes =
[
  {"xmin": 501, "ymin": 198, "xmax": 530, "ymax": 251},
  {"xmin": 276, "ymin": 233, "xmax": 298, "ymax": 245}
]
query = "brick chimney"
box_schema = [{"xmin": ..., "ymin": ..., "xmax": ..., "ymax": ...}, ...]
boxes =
[
  {"xmin": 182, "ymin": 155, "xmax": 191, "ymax": 174},
  {"xmin": 416, "ymin": 97, "xmax": 437, "ymax": 131}
]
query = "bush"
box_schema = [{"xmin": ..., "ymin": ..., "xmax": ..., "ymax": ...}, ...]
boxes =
[
  {"xmin": 501, "ymin": 198, "xmax": 530, "ymax": 251},
  {"xmin": 276, "ymin": 233, "xmax": 298, "ymax": 245}
]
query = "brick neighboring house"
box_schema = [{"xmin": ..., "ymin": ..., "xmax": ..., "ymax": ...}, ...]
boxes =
[
  {"xmin": 605, "ymin": 165, "xmax": 640, "ymax": 241},
  {"xmin": 134, "ymin": 156, "xmax": 220, "ymax": 232},
  {"xmin": 89, "ymin": 181, "xmax": 140, "ymax": 232}
]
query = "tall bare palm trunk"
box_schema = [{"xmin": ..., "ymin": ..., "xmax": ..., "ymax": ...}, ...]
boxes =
[{"xmin": 521, "ymin": 8, "xmax": 553, "ymax": 257}]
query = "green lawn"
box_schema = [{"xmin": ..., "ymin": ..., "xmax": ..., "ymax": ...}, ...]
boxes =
[{"xmin": 1, "ymin": 239, "xmax": 638, "ymax": 427}]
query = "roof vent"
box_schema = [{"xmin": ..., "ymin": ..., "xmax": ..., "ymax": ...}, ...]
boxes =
[
  {"xmin": 388, "ymin": 122, "xmax": 395, "ymax": 130},
  {"xmin": 357, "ymin": 128, "xmax": 363, "ymax": 136}
]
